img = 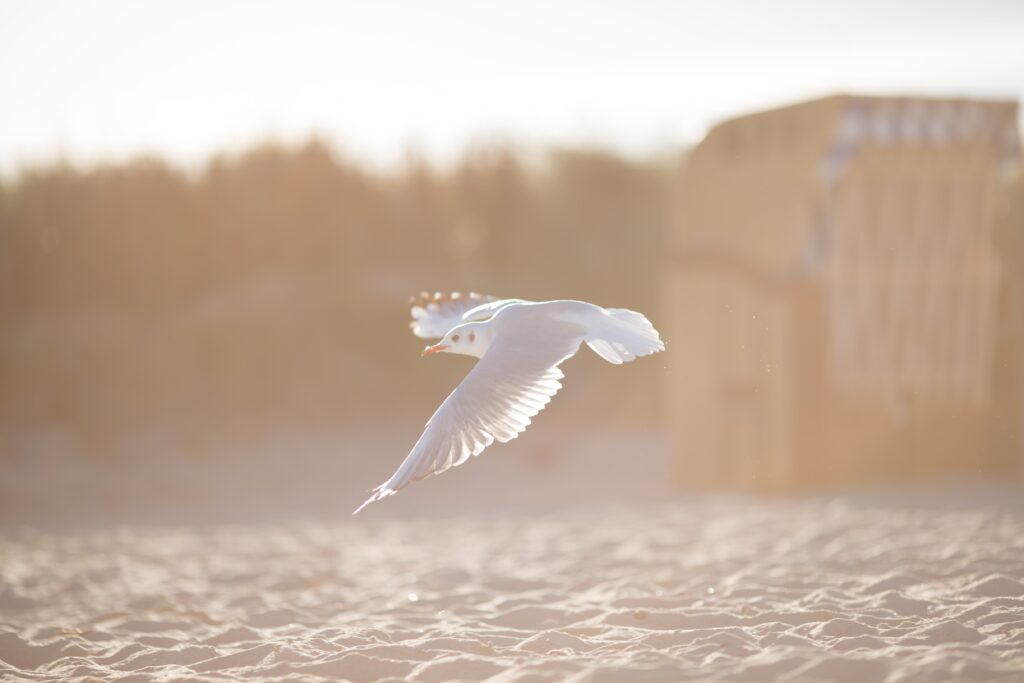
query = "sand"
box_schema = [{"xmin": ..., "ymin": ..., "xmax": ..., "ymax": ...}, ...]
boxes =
[{"xmin": 2, "ymin": 495, "xmax": 1023, "ymax": 682}]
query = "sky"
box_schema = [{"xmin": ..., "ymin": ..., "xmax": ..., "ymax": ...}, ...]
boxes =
[{"xmin": 1, "ymin": 0, "xmax": 1022, "ymax": 175}]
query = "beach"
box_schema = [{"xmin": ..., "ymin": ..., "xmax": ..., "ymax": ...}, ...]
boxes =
[{"xmin": 3, "ymin": 492, "xmax": 1023, "ymax": 682}]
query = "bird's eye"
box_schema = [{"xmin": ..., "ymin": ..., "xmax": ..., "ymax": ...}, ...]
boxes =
[
  {"xmin": 451, "ymin": 334, "xmax": 460, "ymax": 343},
  {"xmin": 468, "ymin": 332, "xmax": 476, "ymax": 342}
]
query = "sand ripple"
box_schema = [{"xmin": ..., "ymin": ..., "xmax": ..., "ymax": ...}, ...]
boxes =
[{"xmin": 2, "ymin": 498, "xmax": 1024, "ymax": 681}]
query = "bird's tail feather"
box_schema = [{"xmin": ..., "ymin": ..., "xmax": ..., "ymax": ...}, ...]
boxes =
[{"xmin": 585, "ymin": 307, "xmax": 665, "ymax": 364}]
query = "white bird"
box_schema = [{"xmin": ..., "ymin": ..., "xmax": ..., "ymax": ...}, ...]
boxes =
[{"xmin": 353, "ymin": 292, "xmax": 665, "ymax": 514}]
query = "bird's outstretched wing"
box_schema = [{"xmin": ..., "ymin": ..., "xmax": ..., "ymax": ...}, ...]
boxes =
[
  {"xmin": 410, "ymin": 292, "xmax": 530, "ymax": 339},
  {"xmin": 355, "ymin": 316, "xmax": 586, "ymax": 513},
  {"xmin": 409, "ymin": 292, "xmax": 500, "ymax": 339}
]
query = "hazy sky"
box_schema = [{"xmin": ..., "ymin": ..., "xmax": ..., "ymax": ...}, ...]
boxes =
[{"xmin": 2, "ymin": 0, "xmax": 1022, "ymax": 174}]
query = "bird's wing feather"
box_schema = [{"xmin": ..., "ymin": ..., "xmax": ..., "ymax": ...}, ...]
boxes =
[
  {"xmin": 409, "ymin": 292, "xmax": 502, "ymax": 339},
  {"xmin": 355, "ymin": 315, "xmax": 586, "ymax": 513},
  {"xmin": 458, "ymin": 297, "xmax": 527, "ymax": 324}
]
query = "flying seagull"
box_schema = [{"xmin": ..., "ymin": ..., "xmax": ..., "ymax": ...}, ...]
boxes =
[{"xmin": 353, "ymin": 292, "xmax": 665, "ymax": 514}]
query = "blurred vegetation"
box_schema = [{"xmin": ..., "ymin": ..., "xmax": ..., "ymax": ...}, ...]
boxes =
[{"xmin": 0, "ymin": 140, "xmax": 677, "ymax": 455}]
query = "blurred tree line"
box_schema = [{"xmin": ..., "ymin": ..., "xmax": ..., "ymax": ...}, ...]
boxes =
[{"xmin": 0, "ymin": 140, "xmax": 676, "ymax": 454}]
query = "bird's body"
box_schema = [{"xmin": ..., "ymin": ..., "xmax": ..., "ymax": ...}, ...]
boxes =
[{"xmin": 354, "ymin": 294, "xmax": 665, "ymax": 514}]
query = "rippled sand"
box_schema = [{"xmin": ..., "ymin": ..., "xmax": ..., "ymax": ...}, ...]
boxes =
[{"xmin": 2, "ymin": 498, "xmax": 1024, "ymax": 682}]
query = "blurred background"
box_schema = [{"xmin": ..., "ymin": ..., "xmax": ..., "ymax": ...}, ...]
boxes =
[{"xmin": 0, "ymin": 1, "xmax": 1021, "ymax": 524}]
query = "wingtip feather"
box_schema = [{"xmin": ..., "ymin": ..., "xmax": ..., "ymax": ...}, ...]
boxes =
[{"xmin": 352, "ymin": 487, "xmax": 393, "ymax": 515}]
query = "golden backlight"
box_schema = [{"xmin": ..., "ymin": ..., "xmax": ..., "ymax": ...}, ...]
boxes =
[{"xmin": 1, "ymin": 4, "xmax": 1023, "ymax": 682}]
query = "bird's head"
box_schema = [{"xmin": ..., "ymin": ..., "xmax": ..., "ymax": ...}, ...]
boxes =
[{"xmin": 422, "ymin": 320, "xmax": 494, "ymax": 359}]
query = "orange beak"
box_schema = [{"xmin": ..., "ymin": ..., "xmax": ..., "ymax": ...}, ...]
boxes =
[{"xmin": 422, "ymin": 344, "xmax": 447, "ymax": 356}]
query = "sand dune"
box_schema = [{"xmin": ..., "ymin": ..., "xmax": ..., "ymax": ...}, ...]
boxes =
[{"xmin": 2, "ymin": 497, "xmax": 1023, "ymax": 682}]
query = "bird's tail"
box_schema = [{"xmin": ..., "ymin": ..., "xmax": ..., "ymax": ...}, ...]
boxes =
[{"xmin": 585, "ymin": 307, "xmax": 665, "ymax": 364}]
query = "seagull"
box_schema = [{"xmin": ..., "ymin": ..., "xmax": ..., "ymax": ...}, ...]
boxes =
[{"xmin": 353, "ymin": 292, "xmax": 665, "ymax": 514}]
